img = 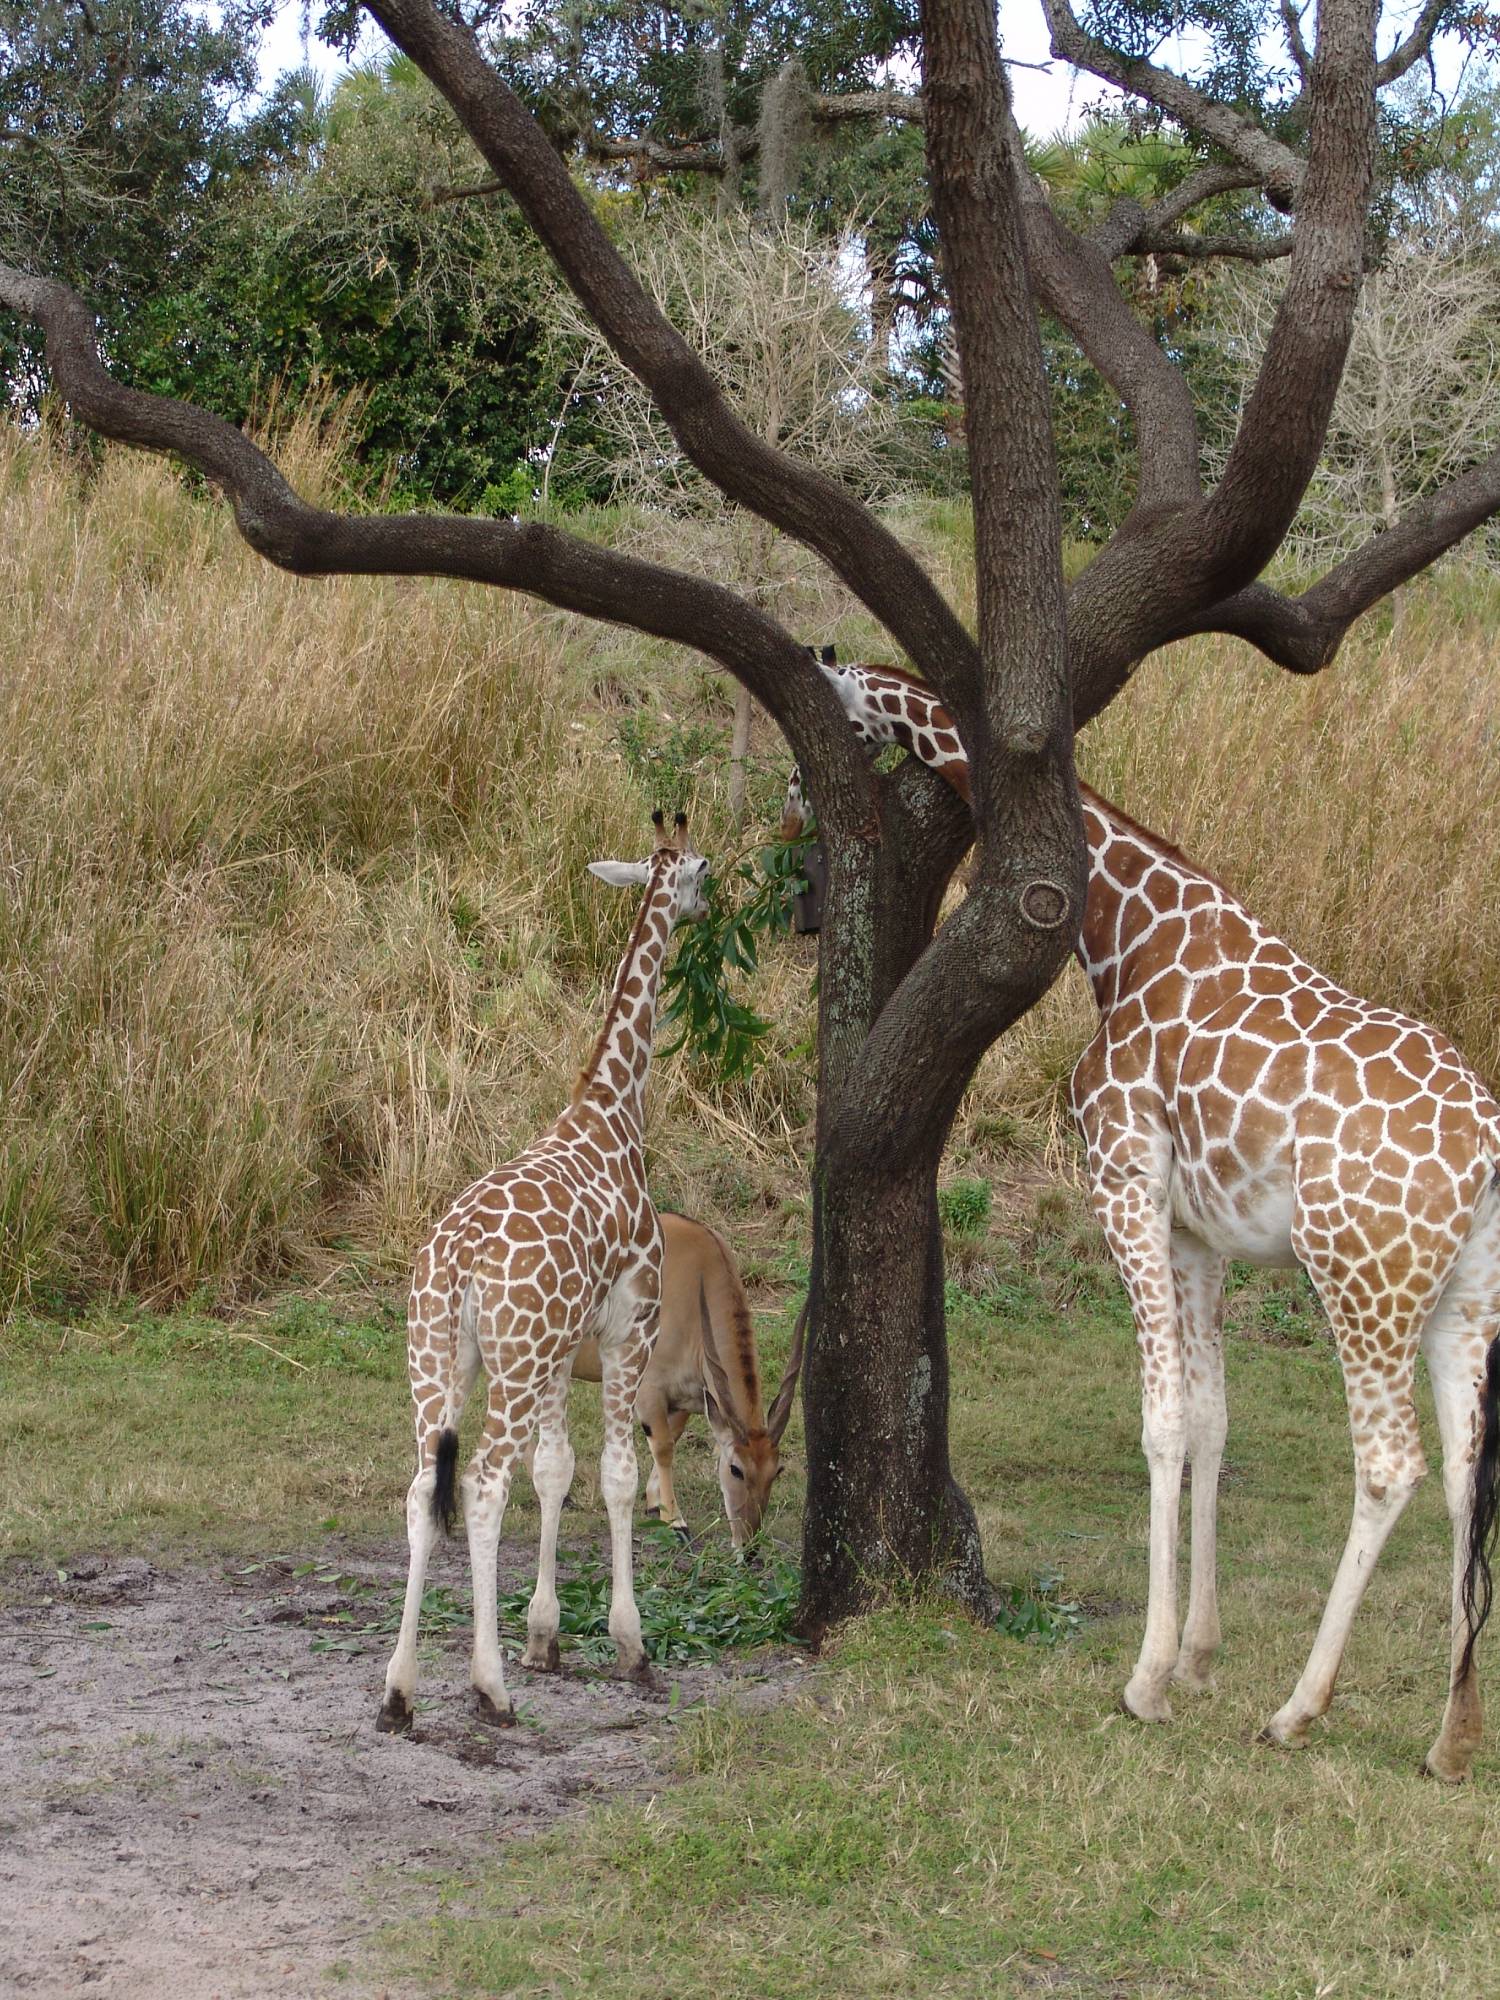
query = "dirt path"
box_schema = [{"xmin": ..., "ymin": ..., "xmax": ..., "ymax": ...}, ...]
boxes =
[{"xmin": 0, "ymin": 1547, "xmax": 809, "ymax": 1999}]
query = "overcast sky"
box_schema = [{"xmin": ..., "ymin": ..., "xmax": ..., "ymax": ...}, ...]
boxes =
[
  {"xmin": 253, "ymin": 2, "xmax": 1098, "ymax": 136},
  {"xmin": 252, "ymin": 3, "xmax": 1477, "ymax": 139}
]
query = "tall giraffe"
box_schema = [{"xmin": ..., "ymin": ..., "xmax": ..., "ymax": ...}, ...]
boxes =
[
  {"xmin": 1073, "ymin": 792, "xmax": 1500, "ymax": 1777},
  {"xmin": 780, "ymin": 648, "xmax": 972, "ymax": 839},
  {"xmin": 784, "ymin": 661, "xmax": 1500, "ymax": 1775},
  {"xmin": 376, "ymin": 812, "xmax": 709, "ymax": 1734}
]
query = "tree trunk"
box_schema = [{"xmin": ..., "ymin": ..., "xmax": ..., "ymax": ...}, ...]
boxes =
[{"xmin": 799, "ymin": 1145, "xmax": 988, "ymax": 1635}]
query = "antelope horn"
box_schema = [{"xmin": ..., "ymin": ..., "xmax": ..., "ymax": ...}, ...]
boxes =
[
  {"xmin": 766, "ymin": 1294, "xmax": 809, "ymax": 1445},
  {"xmin": 698, "ymin": 1279, "xmax": 750, "ymax": 1446}
]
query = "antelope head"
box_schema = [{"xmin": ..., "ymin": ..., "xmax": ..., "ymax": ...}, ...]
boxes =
[{"xmin": 699, "ymin": 1287, "xmax": 806, "ymax": 1549}]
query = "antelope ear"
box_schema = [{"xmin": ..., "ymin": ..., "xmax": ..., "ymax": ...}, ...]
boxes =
[
  {"xmin": 766, "ymin": 1296, "xmax": 809, "ymax": 1444},
  {"xmin": 699, "ymin": 1280, "xmax": 751, "ymax": 1446},
  {"xmin": 587, "ymin": 861, "xmax": 650, "ymax": 888}
]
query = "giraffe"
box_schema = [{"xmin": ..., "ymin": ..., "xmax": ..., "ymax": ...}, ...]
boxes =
[
  {"xmin": 1071, "ymin": 791, "xmax": 1500, "ymax": 1776},
  {"xmin": 375, "ymin": 811, "xmax": 710, "ymax": 1734},
  {"xmin": 789, "ymin": 646, "xmax": 972, "ymax": 817},
  {"xmin": 783, "ymin": 663, "xmax": 1500, "ymax": 1774}
]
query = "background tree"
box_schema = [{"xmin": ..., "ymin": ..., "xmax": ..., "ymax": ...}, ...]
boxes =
[{"xmin": 6, "ymin": 0, "xmax": 1500, "ymax": 1637}]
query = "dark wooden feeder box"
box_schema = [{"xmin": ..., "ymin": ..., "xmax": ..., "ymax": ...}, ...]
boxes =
[{"xmin": 793, "ymin": 841, "xmax": 828, "ymax": 934}]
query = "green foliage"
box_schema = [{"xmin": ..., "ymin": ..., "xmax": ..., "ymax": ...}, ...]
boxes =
[
  {"xmin": 300, "ymin": 1527, "xmax": 803, "ymax": 1666},
  {"xmin": 659, "ymin": 838, "xmax": 811, "ymax": 1080},
  {"xmin": 0, "ymin": 0, "xmax": 292, "ymax": 416},
  {"xmin": 990, "ymin": 1565, "xmax": 1084, "ymax": 1646},
  {"xmin": 937, "ymin": 1176, "xmax": 992, "ymax": 1242},
  {"xmin": 127, "ymin": 54, "xmax": 569, "ymax": 512}
]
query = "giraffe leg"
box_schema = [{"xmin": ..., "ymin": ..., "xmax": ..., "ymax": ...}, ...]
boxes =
[
  {"xmin": 522, "ymin": 1365, "xmax": 575, "ymax": 1673},
  {"xmin": 638, "ymin": 1381, "xmax": 672, "ymax": 1519},
  {"xmin": 376, "ymin": 1456, "xmax": 440, "ymax": 1734},
  {"xmin": 1419, "ymin": 1241, "xmax": 1500, "ymax": 1782},
  {"xmin": 600, "ymin": 1297, "xmax": 658, "ymax": 1686},
  {"xmin": 1088, "ymin": 1154, "xmax": 1184, "ymax": 1725},
  {"xmin": 377, "ymin": 1290, "xmax": 480, "ymax": 1733},
  {"xmin": 1261, "ymin": 1283, "xmax": 1427, "ymax": 1750},
  {"xmin": 1172, "ymin": 1233, "xmax": 1228, "ymax": 1691}
]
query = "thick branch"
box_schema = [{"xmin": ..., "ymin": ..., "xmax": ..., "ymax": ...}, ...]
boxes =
[
  {"xmin": 1010, "ymin": 118, "xmax": 1201, "ymax": 506},
  {"xmin": 1040, "ymin": 0, "xmax": 1304, "ymax": 205},
  {"xmin": 1181, "ymin": 443, "xmax": 1500, "ymax": 669},
  {"xmin": 361, "ymin": 0, "xmax": 979, "ymax": 707},
  {"xmin": 0, "ymin": 264, "xmax": 865, "ymax": 798},
  {"xmin": 1205, "ymin": 0, "xmax": 1377, "ymax": 569},
  {"xmin": 1134, "ymin": 228, "xmax": 1294, "ymax": 262},
  {"xmin": 1093, "ymin": 162, "xmax": 1258, "ymax": 258},
  {"xmin": 920, "ymin": 0, "xmax": 1069, "ymax": 754}
]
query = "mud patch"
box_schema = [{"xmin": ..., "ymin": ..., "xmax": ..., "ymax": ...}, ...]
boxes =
[{"xmin": 0, "ymin": 1545, "xmax": 811, "ymax": 1998}]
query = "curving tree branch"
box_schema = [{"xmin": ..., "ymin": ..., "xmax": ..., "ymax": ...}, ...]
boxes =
[
  {"xmin": 362, "ymin": 0, "xmax": 981, "ymax": 709},
  {"xmin": 1092, "ymin": 161, "xmax": 1260, "ymax": 258},
  {"xmin": 1039, "ymin": 0, "xmax": 1305, "ymax": 205},
  {"xmin": 1180, "ymin": 442, "xmax": 1500, "ymax": 670},
  {"xmin": 1009, "ymin": 119, "xmax": 1203, "ymax": 507},
  {"xmin": 0, "ymin": 264, "xmax": 861, "ymax": 789},
  {"xmin": 1376, "ymin": 0, "xmax": 1453, "ymax": 85}
]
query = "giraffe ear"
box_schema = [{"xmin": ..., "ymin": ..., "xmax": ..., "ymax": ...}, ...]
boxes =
[{"xmin": 587, "ymin": 861, "xmax": 651, "ymax": 889}]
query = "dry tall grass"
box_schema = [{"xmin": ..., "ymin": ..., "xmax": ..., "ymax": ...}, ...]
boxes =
[{"xmin": 3, "ymin": 427, "xmax": 1497, "ymax": 1306}]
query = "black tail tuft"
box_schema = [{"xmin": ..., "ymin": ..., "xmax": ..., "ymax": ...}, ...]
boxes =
[
  {"xmin": 1460, "ymin": 1336, "xmax": 1500, "ymax": 1680},
  {"xmin": 431, "ymin": 1427, "xmax": 460, "ymax": 1535}
]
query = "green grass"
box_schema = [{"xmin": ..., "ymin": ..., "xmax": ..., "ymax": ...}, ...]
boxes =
[
  {"xmin": 7, "ymin": 1220, "xmax": 1500, "ymax": 1995},
  {"xmin": 0, "ymin": 1289, "xmax": 808, "ymax": 1560},
  {"xmin": 382, "ymin": 1251, "xmax": 1500, "ymax": 2000}
]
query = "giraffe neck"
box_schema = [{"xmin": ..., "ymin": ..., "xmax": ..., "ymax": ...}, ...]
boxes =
[
  {"xmin": 815, "ymin": 659, "xmax": 972, "ymax": 800},
  {"xmin": 1076, "ymin": 786, "xmax": 1275, "ymax": 1016},
  {"xmin": 573, "ymin": 863, "xmax": 677, "ymax": 1125}
]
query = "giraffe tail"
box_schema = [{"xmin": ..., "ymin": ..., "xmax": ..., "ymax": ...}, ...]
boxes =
[
  {"xmin": 431, "ymin": 1427, "xmax": 460, "ymax": 1535},
  {"xmin": 1459, "ymin": 1334, "xmax": 1500, "ymax": 1678}
]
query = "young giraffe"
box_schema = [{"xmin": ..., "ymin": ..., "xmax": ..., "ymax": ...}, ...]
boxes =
[
  {"xmin": 376, "ymin": 812, "xmax": 709, "ymax": 1734},
  {"xmin": 787, "ymin": 665, "xmax": 1500, "ymax": 1774}
]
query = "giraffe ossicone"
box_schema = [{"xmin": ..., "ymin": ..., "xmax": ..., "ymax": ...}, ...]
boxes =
[{"xmin": 376, "ymin": 810, "xmax": 709, "ymax": 1736}]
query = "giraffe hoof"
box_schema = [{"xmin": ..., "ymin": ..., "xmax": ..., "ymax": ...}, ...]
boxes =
[
  {"xmin": 522, "ymin": 1637, "xmax": 562, "ymax": 1673},
  {"xmin": 375, "ymin": 1691, "xmax": 413, "ymax": 1735},
  {"xmin": 1120, "ymin": 1683, "xmax": 1173, "ymax": 1725},
  {"xmin": 619, "ymin": 1656, "xmax": 664, "ymax": 1694},
  {"xmin": 643, "ymin": 1504, "xmax": 662, "ymax": 1520},
  {"xmin": 1256, "ymin": 1719, "xmax": 1309, "ymax": 1751},
  {"xmin": 475, "ymin": 1690, "xmax": 517, "ymax": 1727}
]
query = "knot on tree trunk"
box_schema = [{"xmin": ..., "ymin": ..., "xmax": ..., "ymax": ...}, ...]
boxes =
[{"xmin": 1019, "ymin": 878, "xmax": 1073, "ymax": 930}]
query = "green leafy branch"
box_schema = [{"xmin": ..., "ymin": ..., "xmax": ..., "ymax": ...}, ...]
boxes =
[{"xmin": 659, "ymin": 833, "xmax": 814, "ymax": 1080}]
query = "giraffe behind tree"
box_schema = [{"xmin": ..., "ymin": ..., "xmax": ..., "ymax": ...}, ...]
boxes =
[
  {"xmin": 780, "ymin": 657, "xmax": 1500, "ymax": 1775},
  {"xmin": 376, "ymin": 812, "xmax": 709, "ymax": 1734}
]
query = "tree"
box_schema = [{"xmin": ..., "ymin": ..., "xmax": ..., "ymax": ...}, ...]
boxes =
[
  {"xmin": 7, "ymin": 0, "xmax": 1500, "ymax": 1636},
  {"xmin": 0, "ymin": 0, "xmax": 294, "ymax": 416}
]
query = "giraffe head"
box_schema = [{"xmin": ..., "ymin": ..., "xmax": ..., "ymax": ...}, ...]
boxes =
[
  {"xmin": 700, "ymin": 1287, "xmax": 806, "ymax": 1547},
  {"xmin": 587, "ymin": 810, "xmax": 710, "ymax": 925},
  {"xmin": 781, "ymin": 765, "xmax": 809, "ymax": 842}
]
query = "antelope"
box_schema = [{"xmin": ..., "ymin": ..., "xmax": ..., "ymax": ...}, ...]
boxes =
[{"xmin": 566, "ymin": 1211, "xmax": 804, "ymax": 1546}]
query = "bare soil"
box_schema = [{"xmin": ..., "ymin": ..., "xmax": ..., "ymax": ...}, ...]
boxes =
[{"xmin": 0, "ymin": 1544, "xmax": 810, "ymax": 1999}]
